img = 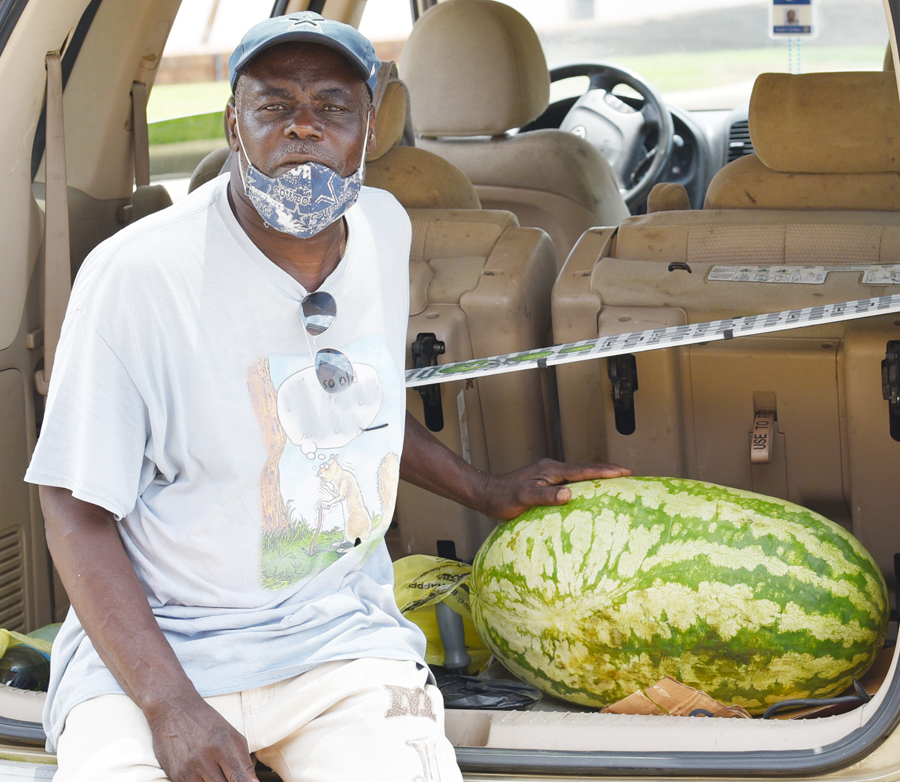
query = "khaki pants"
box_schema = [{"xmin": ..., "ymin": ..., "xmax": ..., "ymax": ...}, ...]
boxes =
[{"xmin": 54, "ymin": 658, "xmax": 462, "ymax": 782}]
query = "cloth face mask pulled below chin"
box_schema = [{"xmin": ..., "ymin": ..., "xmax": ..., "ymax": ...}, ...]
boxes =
[{"xmin": 237, "ymin": 116, "xmax": 368, "ymax": 239}]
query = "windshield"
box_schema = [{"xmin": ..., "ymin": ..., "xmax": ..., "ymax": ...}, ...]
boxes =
[{"xmin": 359, "ymin": 0, "xmax": 889, "ymax": 110}]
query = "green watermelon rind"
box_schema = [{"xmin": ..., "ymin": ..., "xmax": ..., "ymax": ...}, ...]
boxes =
[{"xmin": 470, "ymin": 476, "xmax": 889, "ymax": 714}]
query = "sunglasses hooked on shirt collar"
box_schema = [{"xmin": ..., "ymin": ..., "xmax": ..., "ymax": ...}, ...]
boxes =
[
  {"xmin": 298, "ymin": 290, "xmax": 388, "ymax": 431},
  {"xmin": 300, "ymin": 290, "xmax": 354, "ymax": 393}
]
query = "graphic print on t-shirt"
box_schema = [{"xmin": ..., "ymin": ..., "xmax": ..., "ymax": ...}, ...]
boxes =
[{"xmin": 247, "ymin": 351, "xmax": 399, "ymax": 591}]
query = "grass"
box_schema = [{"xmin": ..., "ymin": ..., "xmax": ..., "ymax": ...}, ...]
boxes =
[
  {"xmin": 259, "ymin": 501, "xmax": 388, "ymax": 591},
  {"xmin": 147, "ymin": 80, "xmax": 232, "ymax": 124},
  {"xmin": 261, "ymin": 522, "xmax": 346, "ymax": 591},
  {"xmin": 609, "ymin": 45, "xmax": 885, "ymax": 95},
  {"xmin": 146, "ymin": 84, "xmax": 232, "ymax": 176}
]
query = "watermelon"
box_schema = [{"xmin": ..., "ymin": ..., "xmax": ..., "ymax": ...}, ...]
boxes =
[{"xmin": 470, "ymin": 476, "xmax": 889, "ymax": 714}]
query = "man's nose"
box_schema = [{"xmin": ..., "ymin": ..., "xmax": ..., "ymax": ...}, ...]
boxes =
[{"xmin": 285, "ymin": 106, "xmax": 323, "ymax": 139}]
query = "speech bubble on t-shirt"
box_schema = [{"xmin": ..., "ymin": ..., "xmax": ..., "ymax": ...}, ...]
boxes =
[{"xmin": 276, "ymin": 363, "xmax": 384, "ymax": 457}]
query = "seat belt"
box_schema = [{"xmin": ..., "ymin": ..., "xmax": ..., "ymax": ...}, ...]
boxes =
[
  {"xmin": 126, "ymin": 80, "xmax": 171, "ymax": 223},
  {"xmin": 34, "ymin": 50, "xmax": 72, "ymax": 397},
  {"xmin": 131, "ymin": 81, "xmax": 151, "ymax": 188}
]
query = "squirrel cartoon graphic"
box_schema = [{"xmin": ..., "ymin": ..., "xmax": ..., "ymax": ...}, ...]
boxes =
[
  {"xmin": 312, "ymin": 453, "xmax": 399, "ymax": 553},
  {"xmin": 317, "ymin": 455, "xmax": 372, "ymax": 546}
]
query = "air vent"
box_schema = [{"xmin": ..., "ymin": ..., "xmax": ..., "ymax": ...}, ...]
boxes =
[
  {"xmin": 726, "ymin": 120, "xmax": 754, "ymax": 163},
  {"xmin": 0, "ymin": 527, "xmax": 26, "ymax": 631}
]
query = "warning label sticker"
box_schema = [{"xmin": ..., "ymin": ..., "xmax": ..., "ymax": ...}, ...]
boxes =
[{"xmin": 708, "ymin": 265, "xmax": 900, "ymax": 285}]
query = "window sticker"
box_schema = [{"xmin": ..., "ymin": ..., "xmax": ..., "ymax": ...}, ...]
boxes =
[{"xmin": 770, "ymin": 0, "xmax": 815, "ymax": 38}]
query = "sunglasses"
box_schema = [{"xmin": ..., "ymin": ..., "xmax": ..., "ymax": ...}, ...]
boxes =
[{"xmin": 301, "ymin": 291, "xmax": 355, "ymax": 393}]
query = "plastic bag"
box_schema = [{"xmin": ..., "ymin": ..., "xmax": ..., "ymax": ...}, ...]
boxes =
[
  {"xmin": 0, "ymin": 623, "xmax": 62, "ymax": 692},
  {"xmin": 0, "ymin": 625, "xmax": 59, "ymax": 659},
  {"xmin": 438, "ymin": 673, "xmax": 542, "ymax": 710},
  {"xmin": 393, "ymin": 555, "xmax": 490, "ymax": 675}
]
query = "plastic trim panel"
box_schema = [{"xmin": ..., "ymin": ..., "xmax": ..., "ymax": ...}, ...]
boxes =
[{"xmin": 455, "ymin": 662, "xmax": 900, "ymax": 777}]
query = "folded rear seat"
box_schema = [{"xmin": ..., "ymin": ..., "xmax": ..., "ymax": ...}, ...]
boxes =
[
  {"xmin": 399, "ymin": 208, "xmax": 557, "ymax": 560},
  {"xmin": 552, "ymin": 70, "xmax": 900, "ymax": 591}
]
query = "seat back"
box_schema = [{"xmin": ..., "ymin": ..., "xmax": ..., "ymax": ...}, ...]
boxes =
[
  {"xmin": 367, "ymin": 66, "xmax": 560, "ymax": 558},
  {"xmin": 706, "ymin": 71, "xmax": 900, "ymax": 210},
  {"xmin": 402, "ymin": 0, "xmax": 628, "ymax": 266},
  {"xmin": 364, "ymin": 63, "xmax": 481, "ymax": 209},
  {"xmin": 397, "ymin": 209, "xmax": 558, "ymax": 559},
  {"xmin": 553, "ymin": 208, "xmax": 900, "ymax": 592}
]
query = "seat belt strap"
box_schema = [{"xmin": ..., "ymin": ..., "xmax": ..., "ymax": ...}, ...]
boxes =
[
  {"xmin": 35, "ymin": 50, "xmax": 72, "ymax": 397},
  {"xmin": 131, "ymin": 80, "xmax": 150, "ymax": 188}
]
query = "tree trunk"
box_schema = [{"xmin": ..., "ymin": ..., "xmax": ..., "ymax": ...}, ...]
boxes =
[{"xmin": 247, "ymin": 357, "xmax": 290, "ymax": 535}]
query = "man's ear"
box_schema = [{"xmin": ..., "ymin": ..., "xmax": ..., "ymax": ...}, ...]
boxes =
[
  {"xmin": 365, "ymin": 106, "xmax": 376, "ymax": 155},
  {"xmin": 225, "ymin": 98, "xmax": 240, "ymax": 153}
]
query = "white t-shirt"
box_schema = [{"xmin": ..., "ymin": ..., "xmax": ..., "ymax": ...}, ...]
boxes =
[{"xmin": 25, "ymin": 176, "xmax": 424, "ymax": 749}]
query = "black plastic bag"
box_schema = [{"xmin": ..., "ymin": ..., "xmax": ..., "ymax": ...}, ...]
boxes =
[{"xmin": 436, "ymin": 673, "xmax": 542, "ymax": 710}]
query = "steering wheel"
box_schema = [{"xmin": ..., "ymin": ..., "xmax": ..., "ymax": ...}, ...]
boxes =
[{"xmin": 551, "ymin": 63, "xmax": 675, "ymax": 212}]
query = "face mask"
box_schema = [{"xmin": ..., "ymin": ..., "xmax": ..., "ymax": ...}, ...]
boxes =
[{"xmin": 235, "ymin": 114, "xmax": 369, "ymax": 239}]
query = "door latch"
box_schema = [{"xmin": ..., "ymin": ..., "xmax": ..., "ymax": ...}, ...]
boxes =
[
  {"xmin": 608, "ymin": 354, "xmax": 638, "ymax": 436},
  {"xmin": 883, "ymin": 341, "xmax": 900, "ymax": 442},
  {"xmin": 411, "ymin": 333, "xmax": 446, "ymax": 432}
]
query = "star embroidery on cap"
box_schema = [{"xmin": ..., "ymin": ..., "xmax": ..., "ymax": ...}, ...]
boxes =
[{"xmin": 287, "ymin": 15, "xmax": 323, "ymax": 31}]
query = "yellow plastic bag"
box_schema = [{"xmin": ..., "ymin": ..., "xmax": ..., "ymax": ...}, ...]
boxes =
[
  {"xmin": 0, "ymin": 626, "xmax": 57, "ymax": 659},
  {"xmin": 393, "ymin": 555, "xmax": 490, "ymax": 674}
]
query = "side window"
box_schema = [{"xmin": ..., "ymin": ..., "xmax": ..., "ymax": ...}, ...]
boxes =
[
  {"xmin": 147, "ymin": 0, "xmax": 273, "ymax": 201},
  {"xmin": 358, "ymin": 0, "xmax": 413, "ymax": 65}
]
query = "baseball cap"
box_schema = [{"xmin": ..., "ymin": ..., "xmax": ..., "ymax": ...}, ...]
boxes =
[{"xmin": 229, "ymin": 12, "xmax": 380, "ymax": 96}]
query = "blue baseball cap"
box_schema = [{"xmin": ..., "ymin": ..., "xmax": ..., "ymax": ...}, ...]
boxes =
[{"xmin": 229, "ymin": 12, "xmax": 380, "ymax": 97}]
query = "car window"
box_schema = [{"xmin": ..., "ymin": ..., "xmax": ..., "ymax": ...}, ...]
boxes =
[
  {"xmin": 146, "ymin": 0, "xmax": 273, "ymax": 199},
  {"xmin": 359, "ymin": 0, "xmax": 888, "ymax": 111}
]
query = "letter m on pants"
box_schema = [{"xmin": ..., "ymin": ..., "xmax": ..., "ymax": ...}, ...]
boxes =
[{"xmin": 384, "ymin": 685, "xmax": 437, "ymax": 722}]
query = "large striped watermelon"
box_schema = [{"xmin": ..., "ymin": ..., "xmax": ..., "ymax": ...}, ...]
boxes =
[{"xmin": 470, "ymin": 477, "xmax": 889, "ymax": 714}]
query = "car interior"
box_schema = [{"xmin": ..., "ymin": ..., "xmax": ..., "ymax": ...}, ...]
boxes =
[{"xmin": 2, "ymin": 0, "xmax": 900, "ymax": 777}]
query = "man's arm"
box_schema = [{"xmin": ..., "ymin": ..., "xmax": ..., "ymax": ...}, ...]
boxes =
[
  {"xmin": 400, "ymin": 412, "xmax": 630, "ymax": 521},
  {"xmin": 40, "ymin": 486, "xmax": 259, "ymax": 782}
]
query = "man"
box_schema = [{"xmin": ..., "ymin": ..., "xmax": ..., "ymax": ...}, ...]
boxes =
[{"xmin": 26, "ymin": 13, "xmax": 629, "ymax": 782}]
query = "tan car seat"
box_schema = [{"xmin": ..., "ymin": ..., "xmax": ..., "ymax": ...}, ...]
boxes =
[
  {"xmin": 363, "ymin": 62, "xmax": 480, "ymax": 209},
  {"xmin": 401, "ymin": 0, "xmax": 629, "ymax": 267},
  {"xmin": 369, "ymin": 75, "xmax": 560, "ymax": 559},
  {"xmin": 398, "ymin": 208, "xmax": 558, "ymax": 560},
  {"xmin": 552, "ymin": 69, "xmax": 900, "ymax": 592},
  {"xmin": 705, "ymin": 71, "xmax": 900, "ymax": 211}
]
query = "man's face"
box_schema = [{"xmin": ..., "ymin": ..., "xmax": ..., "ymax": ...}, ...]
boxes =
[{"xmin": 227, "ymin": 42, "xmax": 373, "ymax": 180}]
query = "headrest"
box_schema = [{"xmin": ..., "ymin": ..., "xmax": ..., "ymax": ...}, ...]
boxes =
[
  {"xmin": 647, "ymin": 182, "xmax": 691, "ymax": 212},
  {"xmin": 364, "ymin": 146, "xmax": 481, "ymax": 209},
  {"xmin": 401, "ymin": 0, "xmax": 550, "ymax": 137},
  {"xmin": 367, "ymin": 61, "xmax": 415, "ymax": 162},
  {"xmin": 750, "ymin": 72, "xmax": 900, "ymax": 173},
  {"xmin": 369, "ymin": 82, "xmax": 409, "ymax": 161}
]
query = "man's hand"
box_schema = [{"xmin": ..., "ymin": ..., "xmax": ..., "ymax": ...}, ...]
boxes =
[
  {"xmin": 400, "ymin": 412, "xmax": 631, "ymax": 521},
  {"xmin": 476, "ymin": 458, "xmax": 631, "ymax": 521},
  {"xmin": 146, "ymin": 693, "xmax": 259, "ymax": 782}
]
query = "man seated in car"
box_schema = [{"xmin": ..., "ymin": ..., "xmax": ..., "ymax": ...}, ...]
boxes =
[{"xmin": 26, "ymin": 13, "xmax": 628, "ymax": 782}]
